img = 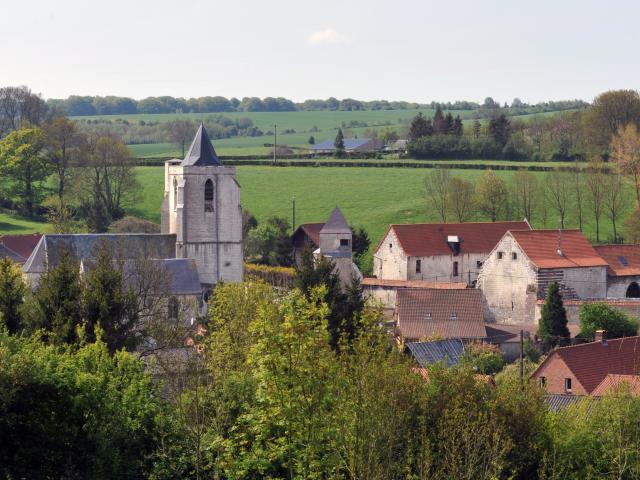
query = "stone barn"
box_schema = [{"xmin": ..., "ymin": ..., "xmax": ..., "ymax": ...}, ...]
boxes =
[
  {"xmin": 593, "ymin": 244, "xmax": 640, "ymax": 298},
  {"xmin": 478, "ymin": 229, "xmax": 608, "ymax": 324},
  {"xmin": 373, "ymin": 221, "xmax": 530, "ymax": 286}
]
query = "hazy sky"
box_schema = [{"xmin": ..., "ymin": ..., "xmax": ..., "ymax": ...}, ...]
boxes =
[{"xmin": 2, "ymin": 0, "xmax": 639, "ymax": 103}]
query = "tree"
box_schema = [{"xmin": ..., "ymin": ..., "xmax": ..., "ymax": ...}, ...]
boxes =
[
  {"xmin": 350, "ymin": 225, "xmax": 370, "ymax": 270},
  {"xmin": 511, "ymin": 169, "xmax": 538, "ymax": 222},
  {"xmin": 545, "ymin": 171, "xmax": 572, "ymax": 229},
  {"xmin": 0, "ymin": 258, "xmax": 25, "ymax": 334},
  {"xmin": 109, "ymin": 215, "xmax": 160, "ymax": 233},
  {"xmin": 447, "ymin": 176, "xmax": 475, "ymax": 222},
  {"xmin": 472, "ymin": 119, "xmax": 482, "ymax": 138},
  {"xmin": 574, "ymin": 166, "xmax": 585, "ymax": 231},
  {"xmin": 83, "ymin": 242, "xmax": 140, "ymax": 353},
  {"xmin": 583, "ymin": 89, "xmax": 640, "ymax": 154},
  {"xmin": 585, "ymin": 159, "xmax": 606, "ymax": 242},
  {"xmin": 603, "ymin": 171, "xmax": 626, "ymax": 242},
  {"xmin": 433, "ymin": 106, "xmax": 448, "ymax": 134},
  {"xmin": 475, "ymin": 170, "xmax": 508, "ymax": 222},
  {"xmin": 165, "ymin": 119, "xmax": 195, "ymax": 157},
  {"xmin": 489, "ymin": 114, "xmax": 511, "ymax": 147},
  {"xmin": 424, "ymin": 168, "xmax": 451, "ymax": 222},
  {"xmin": 452, "ymin": 115, "xmax": 464, "ymax": 136},
  {"xmin": 26, "ymin": 251, "xmax": 83, "ymax": 345},
  {"xmin": 246, "ymin": 216, "xmax": 292, "ymax": 266},
  {"xmin": 0, "ymin": 86, "xmax": 48, "ymax": 135},
  {"xmin": 538, "ymin": 281, "xmax": 570, "ymax": 346},
  {"xmin": 44, "ymin": 115, "xmax": 84, "ymax": 207},
  {"xmin": 334, "ymin": 128, "xmax": 345, "ymax": 156},
  {"xmin": 0, "ymin": 127, "xmax": 51, "ymax": 217},
  {"xmin": 610, "ymin": 123, "xmax": 640, "ymax": 204},
  {"xmin": 625, "ymin": 207, "xmax": 640, "ymax": 243},
  {"xmin": 408, "ymin": 112, "xmax": 432, "ymax": 140},
  {"xmin": 579, "ymin": 303, "xmax": 639, "ymax": 340},
  {"xmin": 460, "ymin": 342, "xmax": 506, "ymax": 375},
  {"xmin": 308, "ymin": 135, "xmax": 315, "ymax": 145}
]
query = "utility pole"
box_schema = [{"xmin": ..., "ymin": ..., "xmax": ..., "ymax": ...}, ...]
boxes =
[
  {"xmin": 519, "ymin": 329, "xmax": 524, "ymax": 389},
  {"xmin": 273, "ymin": 124, "xmax": 277, "ymax": 165},
  {"xmin": 292, "ymin": 196, "xmax": 296, "ymax": 232}
]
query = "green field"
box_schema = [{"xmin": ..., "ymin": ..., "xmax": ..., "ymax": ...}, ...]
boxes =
[{"xmin": 2, "ymin": 165, "xmax": 628, "ymax": 252}]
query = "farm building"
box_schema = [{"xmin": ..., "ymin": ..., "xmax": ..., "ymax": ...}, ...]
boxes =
[
  {"xmin": 531, "ymin": 332, "xmax": 640, "ymax": 395},
  {"xmin": 309, "ymin": 137, "xmax": 383, "ymax": 154},
  {"xmin": 593, "ymin": 244, "xmax": 640, "ymax": 298},
  {"xmin": 373, "ymin": 221, "xmax": 530, "ymax": 286},
  {"xmin": 477, "ymin": 229, "xmax": 609, "ymax": 324},
  {"xmin": 406, "ymin": 339, "xmax": 466, "ymax": 367},
  {"xmin": 291, "ymin": 222, "xmax": 324, "ymax": 266}
]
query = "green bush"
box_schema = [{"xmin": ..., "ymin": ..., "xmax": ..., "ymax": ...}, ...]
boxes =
[{"xmin": 579, "ymin": 302, "xmax": 639, "ymax": 340}]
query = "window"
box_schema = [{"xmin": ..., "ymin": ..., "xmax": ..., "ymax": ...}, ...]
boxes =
[
  {"xmin": 204, "ymin": 179, "xmax": 214, "ymax": 212},
  {"xmin": 476, "ymin": 260, "xmax": 483, "ymax": 268},
  {"xmin": 539, "ymin": 376, "xmax": 546, "ymax": 387},
  {"xmin": 168, "ymin": 296, "xmax": 179, "ymax": 320},
  {"xmin": 512, "ymin": 252, "xmax": 518, "ymax": 260},
  {"xmin": 389, "ymin": 243, "xmax": 392, "ymax": 250},
  {"xmin": 627, "ymin": 281, "xmax": 640, "ymax": 298},
  {"xmin": 424, "ymin": 312, "xmax": 431, "ymax": 320},
  {"xmin": 173, "ymin": 177, "xmax": 178, "ymax": 210},
  {"xmin": 497, "ymin": 251, "xmax": 504, "ymax": 259},
  {"xmin": 340, "ymin": 238, "xmax": 350, "ymax": 247},
  {"xmin": 416, "ymin": 259, "xmax": 421, "ymax": 273},
  {"xmin": 452, "ymin": 261, "xmax": 459, "ymax": 277},
  {"xmin": 564, "ymin": 378, "xmax": 572, "ymax": 393}
]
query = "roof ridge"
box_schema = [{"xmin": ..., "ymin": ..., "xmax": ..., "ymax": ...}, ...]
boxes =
[
  {"xmin": 557, "ymin": 336, "xmax": 640, "ymax": 353},
  {"xmin": 390, "ymin": 220, "xmax": 529, "ymax": 227}
]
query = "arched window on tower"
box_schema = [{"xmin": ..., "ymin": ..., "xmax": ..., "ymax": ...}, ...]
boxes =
[
  {"xmin": 173, "ymin": 177, "xmax": 178, "ymax": 210},
  {"xmin": 204, "ymin": 179, "xmax": 214, "ymax": 212}
]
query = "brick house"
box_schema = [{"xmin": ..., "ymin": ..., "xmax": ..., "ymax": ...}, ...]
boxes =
[
  {"xmin": 478, "ymin": 230, "xmax": 609, "ymax": 324},
  {"xmin": 373, "ymin": 221, "xmax": 530, "ymax": 286},
  {"xmin": 593, "ymin": 244, "xmax": 640, "ymax": 298},
  {"xmin": 531, "ymin": 332, "xmax": 640, "ymax": 395},
  {"xmin": 395, "ymin": 288, "xmax": 486, "ymax": 343}
]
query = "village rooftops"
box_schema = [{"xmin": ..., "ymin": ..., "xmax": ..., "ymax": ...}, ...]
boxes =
[
  {"xmin": 591, "ymin": 374, "xmax": 640, "ymax": 396},
  {"xmin": 0, "ymin": 233, "xmax": 42, "ymax": 264},
  {"xmin": 532, "ymin": 336, "xmax": 640, "ymax": 394},
  {"xmin": 395, "ymin": 288, "xmax": 486, "ymax": 340},
  {"xmin": 509, "ymin": 229, "xmax": 609, "ymax": 269},
  {"xmin": 181, "ymin": 123, "xmax": 221, "ymax": 167},
  {"xmin": 593, "ymin": 244, "xmax": 640, "ymax": 276},
  {"xmin": 377, "ymin": 221, "xmax": 531, "ymax": 257},
  {"xmin": 292, "ymin": 223, "xmax": 325, "ymax": 248}
]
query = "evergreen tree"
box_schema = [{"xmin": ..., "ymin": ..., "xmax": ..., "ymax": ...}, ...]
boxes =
[
  {"xmin": 83, "ymin": 243, "xmax": 139, "ymax": 353},
  {"xmin": 472, "ymin": 119, "xmax": 482, "ymax": 138},
  {"xmin": 334, "ymin": 128, "xmax": 345, "ymax": 157},
  {"xmin": 452, "ymin": 115, "xmax": 464, "ymax": 136},
  {"xmin": 489, "ymin": 113, "xmax": 511, "ymax": 146},
  {"xmin": 28, "ymin": 251, "xmax": 83, "ymax": 345},
  {"xmin": 308, "ymin": 135, "xmax": 315, "ymax": 145},
  {"xmin": 444, "ymin": 112, "xmax": 454, "ymax": 134},
  {"xmin": 0, "ymin": 258, "xmax": 25, "ymax": 334},
  {"xmin": 538, "ymin": 281, "xmax": 570, "ymax": 346},
  {"xmin": 350, "ymin": 225, "xmax": 371, "ymax": 269},
  {"xmin": 408, "ymin": 112, "xmax": 432, "ymax": 141},
  {"xmin": 433, "ymin": 105, "xmax": 448, "ymax": 134}
]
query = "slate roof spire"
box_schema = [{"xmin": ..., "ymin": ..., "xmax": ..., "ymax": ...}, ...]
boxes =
[
  {"xmin": 320, "ymin": 206, "xmax": 351, "ymax": 234},
  {"xmin": 182, "ymin": 123, "xmax": 221, "ymax": 167}
]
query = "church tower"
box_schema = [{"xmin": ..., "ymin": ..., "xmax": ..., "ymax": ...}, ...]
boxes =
[
  {"xmin": 161, "ymin": 124, "xmax": 243, "ymax": 286},
  {"xmin": 318, "ymin": 206, "xmax": 359, "ymax": 288}
]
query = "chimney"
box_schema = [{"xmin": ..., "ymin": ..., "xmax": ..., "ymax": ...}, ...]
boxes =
[{"xmin": 595, "ymin": 330, "xmax": 607, "ymax": 345}]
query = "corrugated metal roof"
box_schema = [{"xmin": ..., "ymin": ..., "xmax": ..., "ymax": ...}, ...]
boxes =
[
  {"xmin": 377, "ymin": 221, "xmax": 530, "ymax": 257},
  {"xmin": 406, "ymin": 339, "xmax": 465, "ymax": 367},
  {"xmin": 544, "ymin": 394, "xmax": 599, "ymax": 413},
  {"xmin": 310, "ymin": 137, "xmax": 376, "ymax": 151},
  {"xmin": 182, "ymin": 123, "xmax": 221, "ymax": 167}
]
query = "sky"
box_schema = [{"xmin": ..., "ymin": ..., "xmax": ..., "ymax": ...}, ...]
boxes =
[{"xmin": 1, "ymin": 0, "xmax": 639, "ymax": 104}]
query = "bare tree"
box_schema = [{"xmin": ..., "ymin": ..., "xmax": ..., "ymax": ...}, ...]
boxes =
[
  {"xmin": 424, "ymin": 168, "xmax": 451, "ymax": 222},
  {"xmin": 165, "ymin": 119, "xmax": 196, "ymax": 157},
  {"xmin": 585, "ymin": 160, "xmax": 606, "ymax": 242},
  {"xmin": 447, "ymin": 177, "xmax": 475, "ymax": 222},
  {"xmin": 44, "ymin": 116, "xmax": 85, "ymax": 206},
  {"xmin": 574, "ymin": 166, "xmax": 585, "ymax": 231},
  {"xmin": 604, "ymin": 170, "xmax": 627, "ymax": 243},
  {"xmin": 511, "ymin": 169, "xmax": 538, "ymax": 222},
  {"xmin": 545, "ymin": 171, "xmax": 572, "ymax": 229},
  {"xmin": 0, "ymin": 86, "xmax": 48, "ymax": 134}
]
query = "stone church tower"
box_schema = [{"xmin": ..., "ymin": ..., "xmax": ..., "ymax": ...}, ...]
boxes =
[{"xmin": 161, "ymin": 124, "xmax": 243, "ymax": 286}]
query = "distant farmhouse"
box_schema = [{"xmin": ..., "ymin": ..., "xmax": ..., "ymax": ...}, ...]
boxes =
[
  {"xmin": 373, "ymin": 221, "xmax": 530, "ymax": 286},
  {"xmin": 309, "ymin": 137, "xmax": 383, "ymax": 154}
]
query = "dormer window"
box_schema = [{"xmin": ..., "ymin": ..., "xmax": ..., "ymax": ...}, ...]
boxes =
[
  {"xmin": 204, "ymin": 179, "xmax": 214, "ymax": 212},
  {"xmin": 424, "ymin": 312, "xmax": 431, "ymax": 320}
]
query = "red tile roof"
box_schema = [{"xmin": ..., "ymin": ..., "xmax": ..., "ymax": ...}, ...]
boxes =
[
  {"xmin": 396, "ymin": 288, "xmax": 486, "ymax": 340},
  {"xmin": 0, "ymin": 234, "xmax": 42, "ymax": 264},
  {"xmin": 535, "ymin": 336, "xmax": 640, "ymax": 394},
  {"xmin": 593, "ymin": 244, "xmax": 640, "ymax": 276},
  {"xmin": 510, "ymin": 229, "xmax": 608, "ymax": 269},
  {"xmin": 591, "ymin": 374, "xmax": 640, "ymax": 396},
  {"xmin": 291, "ymin": 223, "xmax": 324, "ymax": 248},
  {"xmin": 362, "ymin": 278, "xmax": 467, "ymax": 289},
  {"xmin": 379, "ymin": 221, "xmax": 530, "ymax": 257}
]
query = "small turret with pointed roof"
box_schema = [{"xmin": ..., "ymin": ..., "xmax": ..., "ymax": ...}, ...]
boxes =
[
  {"xmin": 318, "ymin": 206, "xmax": 358, "ymax": 289},
  {"xmin": 182, "ymin": 123, "xmax": 221, "ymax": 167},
  {"xmin": 320, "ymin": 206, "xmax": 351, "ymax": 235}
]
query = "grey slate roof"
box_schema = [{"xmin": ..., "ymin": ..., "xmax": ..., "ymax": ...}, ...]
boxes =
[
  {"xmin": 406, "ymin": 339, "xmax": 465, "ymax": 367},
  {"xmin": 310, "ymin": 138, "xmax": 377, "ymax": 151},
  {"xmin": 320, "ymin": 207, "xmax": 351, "ymax": 234},
  {"xmin": 0, "ymin": 243, "xmax": 26, "ymax": 263},
  {"xmin": 23, "ymin": 234, "xmax": 176, "ymax": 274},
  {"xmin": 182, "ymin": 123, "xmax": 221, "ymax": 167}
]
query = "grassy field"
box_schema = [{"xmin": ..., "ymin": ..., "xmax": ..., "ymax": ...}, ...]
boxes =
[
  {"xmin": 2, "ymin": 165, "xmax": 628, "ymax": 252},
  {"xmin": 0, "ymin": 211, "xmax": 50, "ymax": 234}
]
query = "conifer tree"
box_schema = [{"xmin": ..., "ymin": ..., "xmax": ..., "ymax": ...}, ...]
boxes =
[
  {"xmin": 408, "ymin": 112, "xmax": 432, "ymax": 141},
  {"xmin": 0, "ymin": 258, "xmax": 26, "ymax": 334},
  {"xmin": 444, "ymin": 112, "xmax": 454, "ymax": 134},
  {"xmin": 538, "ymin": 281, "xmax": 570, "ymax": 346},
  {"xmin": 452, "ymin": 115, "xmax": 464, "ymax": 136},
  {"xmin": 334, "ymin": 128, "xmax": 345, "ymax": 157},
  {"xmin": 433, "ymin": 105, "xmax": 448, "ymax": 134}
]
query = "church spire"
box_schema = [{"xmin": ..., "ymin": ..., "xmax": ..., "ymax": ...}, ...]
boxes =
[{"xmin": 182, "ymin": 123, "xmax": 221, "ymax": 167}]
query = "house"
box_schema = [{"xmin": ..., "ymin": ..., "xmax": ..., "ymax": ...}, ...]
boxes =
[
  {"xmin": 373, "ymin": 221, "xmax": 530, "ymax": 286},
  {"xmin": 395, "ymin": 288, "xmax": 486, "ymax": 343},
  {"xmin": 0, "ymin": 233, "xmax": 42, "ymax": 264},
  {"xmin": 24, "ymin": 124, "xmax": 243, "ymax": 292},
  {"xmin": 593, "ymin": 244, "xmax": 640, "ymax": 298},
  {"xmin": 291, "ymin": 222, "xmax": 324, "ymax": 265},
  {"xmin": 531, "ymin": 332, "xmax": 640, "ymax": 395},
  {"xmin": 591, "ymin": 374, "xmax": 640, "ymax": 396},
  {"xmin": 478, "ymin": 229, "xmax": 609, "ymax": 324},
  {"xmin": 309, "ymin": 137, "xmax": 383, "ymax": 154}
]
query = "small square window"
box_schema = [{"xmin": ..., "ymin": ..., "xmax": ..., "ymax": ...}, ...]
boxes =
[
  {"xmin": 497, "ymin": 252, "xmax": 504, "ymax": 259},
  {"xmin": 340, "ymin": 238, "xmax": 349, "ymax": 247},
  {"xmin": 476, "ymin": 260, "xmax": 483, "ymax": 268},
  {"xmin": 564, "ymin": 378, "xmax": 572, "ymax": 393},
  {"xmin": 389, "ymin": 243, "xmax": 392, "ymax": 249},
  {"xmin": 512, "ymin": 252, "xmax": 518, "ymax": 260}
]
